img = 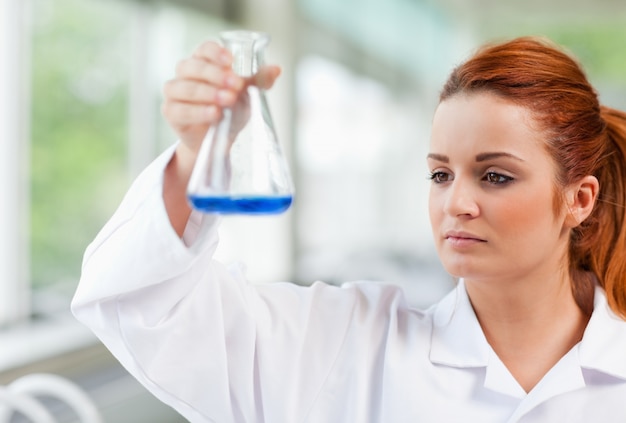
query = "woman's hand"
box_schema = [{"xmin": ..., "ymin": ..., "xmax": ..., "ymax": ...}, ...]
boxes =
[
  {"xmin": 162, "ymin": 41, "xmax": 240, "ymax": 154},
  {"xmin": 162, "ymin": 41, "xmax": 280, "ymax": 158},
  {"xmin": 161, "ymin": 40, "xmax": 281, "ymax": 236}
]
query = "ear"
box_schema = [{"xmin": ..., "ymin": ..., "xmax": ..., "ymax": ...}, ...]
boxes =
[{"xmin": 564, "ymin": 175, "xmax": 599, "ymax": 228}]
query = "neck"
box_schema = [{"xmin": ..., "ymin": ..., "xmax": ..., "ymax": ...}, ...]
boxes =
[
  {"xmin": 466, "ymin": 270, "xmax": 574, "ymax": 322},
  {"xmin": 464, "ymin": 272, "xmax": 590, "ymax": 392}
]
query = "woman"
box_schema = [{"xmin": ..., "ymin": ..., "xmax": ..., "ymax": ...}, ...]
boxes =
[{"xmin": 72, "ymin": 37, "xmax": 626, "ymax": 422}]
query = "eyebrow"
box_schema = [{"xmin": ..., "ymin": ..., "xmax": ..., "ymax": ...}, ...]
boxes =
[
  {"xmin": 475, "ymin": 152, "xmax": 525, "ymax": 162},
  {"xmin": 426, "ymin": 152, "xmax": 525, "ymax": 163}
]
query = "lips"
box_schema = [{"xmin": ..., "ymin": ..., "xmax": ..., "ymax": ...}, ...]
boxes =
[{"xmin": 444, "ymin": 230, "xmax": 487, "ymax": 246}]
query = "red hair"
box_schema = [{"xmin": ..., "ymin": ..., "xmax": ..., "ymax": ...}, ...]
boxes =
[{"xmin": 440, "ymin": 36, "xmax": 626, "ymax": 318}]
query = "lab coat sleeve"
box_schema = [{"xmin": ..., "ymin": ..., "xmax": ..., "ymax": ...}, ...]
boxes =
[{"xmin": 71, "ymin": 145, "xmax": 357, "ymax": 423}]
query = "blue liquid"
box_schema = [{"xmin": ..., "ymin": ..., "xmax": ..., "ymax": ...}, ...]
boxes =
[{"xmin": 188, "ymin": 194, "xmax": 292, "ymax": 214}]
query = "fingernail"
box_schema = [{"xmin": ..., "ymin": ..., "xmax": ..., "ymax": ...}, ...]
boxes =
[
  {"xmin": 216, "ymin": 89, "xmax": 234, "ymax": 105},
  {"xmin": 225, "ymin": 74, "xmax": 243, "ymax": 90},
  {"xmin": 219, "ymin": 52, "xmax": 232, "ymax": 66},
  {"xmin": 206, "ymin": 105, "xmax": 218, "ymax": 120}
]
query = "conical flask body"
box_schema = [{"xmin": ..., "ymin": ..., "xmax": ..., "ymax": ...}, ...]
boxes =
[{"xmin": 187, "ymin": 31, "xmax": 294, "ymax": 214}]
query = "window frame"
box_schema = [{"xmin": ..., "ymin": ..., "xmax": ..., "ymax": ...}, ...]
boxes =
[{"xmin": 0, "ymin": 0, "xmax": 32, "ymax": 326}]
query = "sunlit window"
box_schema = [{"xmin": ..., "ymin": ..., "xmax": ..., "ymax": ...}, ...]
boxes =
[
  {"xmin": 25, "ymin": 0, "xmax": 232, "ymax": 320},
  {"xmin": 3, "ymin": 0, "xmax": 626, "ymax": 335},
  {"xmin": 295, "ymin": 55, "xmax": 452, "ymax": 307},
  {"xmin": 29, "ymin": 0, "xmax": 131, "ymax": 314}
]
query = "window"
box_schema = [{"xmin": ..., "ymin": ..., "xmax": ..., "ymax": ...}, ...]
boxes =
[
  {"xmin": 1, "ymin": 0, "xmax": 234, "ymax": 328},
  {"xmin": 294, "ymin": 55, "xmax": 452, "ymax": 306},
  {"xmin": 4, "ymin": 0, "xmax": 626, "ymax": 335},
  {"xmin": 29, "ymin": 0, "xmax": 132, "ymax": 316}
]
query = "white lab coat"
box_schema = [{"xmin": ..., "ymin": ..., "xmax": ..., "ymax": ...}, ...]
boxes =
[{"xmin": 72, "ymin": 145, "xmax": 626, "ymax": 423}]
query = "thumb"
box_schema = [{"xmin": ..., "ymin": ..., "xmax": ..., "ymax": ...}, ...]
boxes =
[{"xmin": 252, "ymin": 65, "xmax": 282, "ymax": 90}]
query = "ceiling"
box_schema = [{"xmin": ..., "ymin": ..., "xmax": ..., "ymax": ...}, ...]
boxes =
[
  {"xmin": 436, "ymin": 0, "xmax": 626, "ymax": 18},
  {"xmin": 434, "ymin": 0, "xmax": 626, "ymax": 35},
  {"xmin": 136, "ymin": 0, "xmax": 626, "ymax": 28}
]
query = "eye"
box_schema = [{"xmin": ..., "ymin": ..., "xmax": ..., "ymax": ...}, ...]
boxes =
[
  {"xmin": 428, "ymin": 171, "xmax": 453, "ymax": 184},
  {"xmin": 483, "ymin": 172, "xmax": 513, "ymax": 185}
]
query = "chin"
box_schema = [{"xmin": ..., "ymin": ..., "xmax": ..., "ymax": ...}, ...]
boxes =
[{"xmin": 440, "ymin": 260, "xmax": 483, "ymax": 281}]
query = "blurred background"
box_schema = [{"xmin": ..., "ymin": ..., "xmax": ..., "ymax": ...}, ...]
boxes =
[{"xmin": 1, "ymin": 0, "xmax": 626, "ymax": 421}]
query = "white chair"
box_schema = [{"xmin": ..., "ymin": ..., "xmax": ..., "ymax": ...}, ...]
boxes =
[{"xmin": 0, "ymin": 373, "xmax": 103, "ymax": 423}]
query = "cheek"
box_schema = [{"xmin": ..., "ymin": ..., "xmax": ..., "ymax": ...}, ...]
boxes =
[
  {"xmin": 428, "ymin": 191, "xmax": 442, "ymax": 231},
  {"xmin": 491, "ymin": 189, "xmax": 555, "ymax": 238}
]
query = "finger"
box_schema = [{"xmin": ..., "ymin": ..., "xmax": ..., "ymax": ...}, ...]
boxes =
[
  {"xmin": 174, "ymin": 57, "xmax": 232, "ymax": 86},
  {"xmin": 175, "ymin": 57, "xmax": 244, "ymax": 91},
  {"xmin": 192, "ymin": 40, "xmax": 233, "ymax": 67},
  {"xmin": 162, "ymin": 100, "xmax": 222, "ymax": 127},
  {"xmin": 251, "ymin": 65, "xmax": 282, "ymax": 90},
  {"xmin": 163, "ymin": 79, "xmax": 217, "ymax": 104},
  {"xmin": 190, "ymin": 41, "xmax": 246, "ymax": 90},
  {"xmin": 163, "ymin": 79, "xmax": 239, "ymax": 107}
]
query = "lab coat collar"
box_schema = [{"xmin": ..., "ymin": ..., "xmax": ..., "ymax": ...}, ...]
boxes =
[
  {"xmin": 578, "ymin": 285, "xmax": 626, "ymax": 380},
  {"xmin": 430, "ymin": 281, "xmax": 530, "ymax": 398},
  {"xmin": 430, "ymin": 280, "xmax": 491, "ymax": 368},
  {"xmin": 430, "ymin": 280, "xmax": 626, "ymax": 389}
]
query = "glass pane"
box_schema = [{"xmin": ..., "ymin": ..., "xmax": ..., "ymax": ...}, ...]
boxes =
[
  {"xmin": 295, "ymin": 56, "xmax": 452, "ymax": 308},
  {"xmin": 30, "ymin": 0, "xmax": 132, "ymax": 313},
  {"xmin": 29, "ymin": 0, "xmax": 238, "ymax": 316}
]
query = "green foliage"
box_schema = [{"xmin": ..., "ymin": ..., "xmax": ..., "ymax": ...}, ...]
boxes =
[
  {"xmin": 30, "ymin": 0, "xmax": 131, "ymax": 289},
  {"xmin": 475, "ymin": 16, "xmax": 626, "ymax": 85},
  {"xmin": 29, "ymin": 0, "xmax": 226, "ymax": 298},
  {"xmin": 545, "ymin": 24, "xmax": 626, "ymax": 84}
]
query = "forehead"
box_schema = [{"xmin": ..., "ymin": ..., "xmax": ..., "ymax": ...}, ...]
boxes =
[{"xmin": 430, "ymin": 92, "xmax": 547, "ymax": 159}]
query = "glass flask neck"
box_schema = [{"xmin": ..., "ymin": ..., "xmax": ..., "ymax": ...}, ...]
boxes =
[{"xmin": 220, "ymin": 30, "xmax": 269, "ymax": 77}]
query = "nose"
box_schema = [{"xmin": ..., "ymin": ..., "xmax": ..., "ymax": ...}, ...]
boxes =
[{"xmin": 442, "ymin": 178, "xmax": 480, "ymax": 218}]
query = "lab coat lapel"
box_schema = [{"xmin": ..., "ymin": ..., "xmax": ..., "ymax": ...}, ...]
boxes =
[
  {"xmin": 430, "ymin": 280, "xmax": 490, "ymax": 368},
  {"xmin": 429, "ymin": 281, "xmax": 528, "ymax": 398},
  {"xmin": 429, "ymin": 280, "xmax": 583, "ymax": 401},
  {"xmin": 578, "ymin": 285, "xmax": 626, "ymax": 380}
]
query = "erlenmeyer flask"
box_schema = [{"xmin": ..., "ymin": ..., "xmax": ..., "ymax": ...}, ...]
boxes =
[{"xmin": 187, "ymin": 30, "xmax": 294, "ymax": 214}]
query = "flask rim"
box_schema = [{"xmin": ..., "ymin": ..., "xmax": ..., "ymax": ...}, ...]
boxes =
[{"xmin": 219, "ymin": 30, "xmax": 270, "ymax": 45}]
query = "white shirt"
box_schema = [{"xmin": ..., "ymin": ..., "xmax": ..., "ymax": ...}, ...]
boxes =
[{"xmin": 72, "ymin": 146, "xmax": 626, "ymax": 423}]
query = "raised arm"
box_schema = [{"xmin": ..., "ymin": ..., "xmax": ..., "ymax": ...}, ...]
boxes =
[{"xmin": 71, "ymin": 39, "xmax": 396, "ymax": 422}]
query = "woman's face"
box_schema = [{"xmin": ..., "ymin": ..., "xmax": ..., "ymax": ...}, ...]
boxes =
[{"xmin": 428, "ymin": 93, "xmax": 570, "ymax": 284}]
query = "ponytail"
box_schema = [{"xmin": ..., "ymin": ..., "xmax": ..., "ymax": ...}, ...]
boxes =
[{"xmin": 590, "ymin": 107, "xmax": 626, "ymax": 318}]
